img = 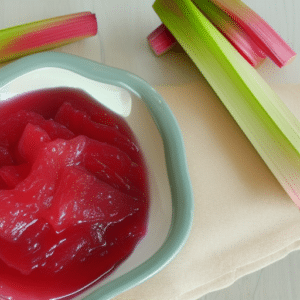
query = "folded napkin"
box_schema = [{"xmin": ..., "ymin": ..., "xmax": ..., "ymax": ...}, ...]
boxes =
[{"xmin": 114, "ymin": 81, "xmax": 300, "ymax": 300}]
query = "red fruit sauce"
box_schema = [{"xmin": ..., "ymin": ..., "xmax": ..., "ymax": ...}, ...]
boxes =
[{"xmin": 0, "ymin": 88, "xmax": 149, "ymax": 300}]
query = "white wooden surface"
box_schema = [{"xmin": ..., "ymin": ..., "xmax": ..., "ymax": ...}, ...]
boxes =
[
  {"xmin": 200, "ymin": 250, "xmax": 300, "ymax": 300},
  {"xmin": 1, "ymin": 0, "xmax": 300, "ymax": 299}
]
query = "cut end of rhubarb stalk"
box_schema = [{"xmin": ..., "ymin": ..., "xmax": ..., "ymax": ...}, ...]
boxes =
[
  {"xmin": 147, "ymin": 23, "xmax": 177, "ymax": 55},
  {"xmin": 0, "ymin": 12, "xmax": 98, "ymax": 63},
  {"xmin": 284, "ymin": 54, "xmax": 297, "ymax": 67}
]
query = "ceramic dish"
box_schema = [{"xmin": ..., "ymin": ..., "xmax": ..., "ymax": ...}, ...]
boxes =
[{"xmin": 0, "ymin": 52, "xmax": 193, "ymax": 300}]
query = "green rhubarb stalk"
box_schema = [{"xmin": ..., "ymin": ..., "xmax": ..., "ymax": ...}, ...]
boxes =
[{"xmin": 153, "ymin": 0, "xmax": 300, "ymax": 207}]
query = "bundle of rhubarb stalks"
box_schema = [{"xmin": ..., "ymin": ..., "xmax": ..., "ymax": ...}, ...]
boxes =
[
  {"xmin": 149, "ymin": 0, "xmax": 300, "ymax": 208},
  {"xmin": 148, "ymin": 0, "xmax": 295, "ymax": 68}
]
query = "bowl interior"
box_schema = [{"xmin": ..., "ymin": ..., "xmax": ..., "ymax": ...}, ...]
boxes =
[{"xmin": 0, "ymin": 67, "xmax": 173, "ymax": 298}]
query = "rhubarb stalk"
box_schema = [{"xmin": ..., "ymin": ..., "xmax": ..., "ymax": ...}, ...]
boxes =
[
  {"xmin": 147, "ymin": 23, "xmax": 177, "ymax": 56},
  {"xmin": 209, "ymin": 0, "xmax": 296, "ymax": 67},
  {"xmin": 192, "ymin": 0, "xmax": 266, "ymax": 67},
  {"xmin": 0, "ymin": 12, "xmax": 98, "ymax": 63}
]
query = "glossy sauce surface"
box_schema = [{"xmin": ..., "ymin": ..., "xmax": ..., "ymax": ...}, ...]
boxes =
[{"xmin": 0, "ymin": 88, "xmax": 149, "ymax": 299}]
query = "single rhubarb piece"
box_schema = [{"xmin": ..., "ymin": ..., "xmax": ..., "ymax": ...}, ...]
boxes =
[
  {"xmin": 208, "ymin": 0, "xmax": 296, "ymax": 67},
  {"xmin": 0, "ymin": 12, "xmax": 97, "ymax": 63},
  {"xmin": 153, "ymin": 0, "xmax": 300, "ymax": 207},
  {"xmin": 147, "ymin": 23, "xmax": 177, "ymax": 55}
]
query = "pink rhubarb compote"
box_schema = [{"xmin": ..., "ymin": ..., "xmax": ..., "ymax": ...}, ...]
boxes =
[{"xmin": 0, "ymin": 88, "xmax": 149, "ymax": 299}]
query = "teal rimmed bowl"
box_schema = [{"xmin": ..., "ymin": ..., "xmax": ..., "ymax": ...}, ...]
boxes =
[{"xmin": 0, "ymin": 52, "xmax": 193, "ymax": 300}]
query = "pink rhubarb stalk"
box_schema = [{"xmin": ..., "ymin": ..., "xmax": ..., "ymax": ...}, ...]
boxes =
[
  {"xmin": 0, "ymin": 12, "xmax": 98, "ymax": 63},
  {"xmin": 209, "ymin": 0, "xmax": 296, "ymax": 67},
  {"xmin": 147, "ymin": 23, "xmax": 177, "ymax": 55},
  {"xmin": 192, "ymin": 0, "xmax": 266, "ymax": 67}
]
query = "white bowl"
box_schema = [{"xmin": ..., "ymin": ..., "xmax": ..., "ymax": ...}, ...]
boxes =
[{"xmin": 0, "ymin": 52, "xmax": 194, "ymax": 300}]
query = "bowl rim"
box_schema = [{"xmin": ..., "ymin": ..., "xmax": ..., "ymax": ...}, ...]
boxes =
[{"xmin": 0, "ymin": 52, "xmax": 194, "ymax": 300}]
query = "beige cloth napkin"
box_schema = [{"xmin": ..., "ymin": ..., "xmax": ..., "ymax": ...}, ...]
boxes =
[{"xmin": 114, "ymin": 81, "xmax": 300, "ymax": 300}]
